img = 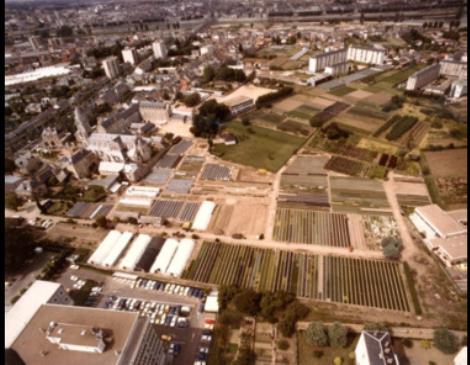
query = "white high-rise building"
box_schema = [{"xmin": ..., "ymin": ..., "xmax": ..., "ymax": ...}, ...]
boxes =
[
  {"xmin": 152, "ymin": 41, "xmax": 167, "ymax": 59},
  {"xmin": 122, "ymin": 47, "xmax": 139, "ymax": 65},
  {"xmin": 406, "ymin": 64, "xmax": 440, "ymax": 91},
  {"xmin": 102, "ymin": 56, "xmax": 121, "ymax": 79}
]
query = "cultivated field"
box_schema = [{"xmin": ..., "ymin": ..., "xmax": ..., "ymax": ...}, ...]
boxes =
[
  {"xmin": 330, "ymin": 176, "xmax": 392, "ymax": 215},
  {"xmin": 212, "ymin": 121, "xmax": 305, "ymax": 172},
  {"xmin": 183, "ymin": 242, "xmax": 411, "ymax": 312},
  {"xmin": 424, "ymin": 148, "xmax": 467, "ymax": 178},
  {"xmin": 333, "ymin": 114, "xmax": 386, "ymax": 134},
  {"xmin": 324, "ymin": 156, "xmax": 366, "ymax": 177},
  {"xmin": 209, "ymin": 203, "xmax": 267, "ymax": 237},
  {"xmin": 273, "ymin": 208, "xmax": 351, "ymax": 247}
]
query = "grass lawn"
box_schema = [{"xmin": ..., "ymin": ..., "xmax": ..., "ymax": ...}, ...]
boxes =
[
  {"xmin": 365, "ymin": 64, "xmax": 424, "ymax": 93},
  {"xmin": 212, "ymin": 121, "xmax": 306, "ymax": 172},
  {"xmin": 297, "ymin": 331, "xmax": 358, "ymax": 365},
  {"xmin": 329, "ymin": 85, "xmax": 356, "ymax": 96},
  {"xmin": 251, "ymin": 110, "xmax": 285, "ymax": 124}
]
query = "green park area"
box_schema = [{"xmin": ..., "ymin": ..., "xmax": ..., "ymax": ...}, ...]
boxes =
[{"xmin": 212, "ymin": 121, "xmax": 305, "ymax": 172}]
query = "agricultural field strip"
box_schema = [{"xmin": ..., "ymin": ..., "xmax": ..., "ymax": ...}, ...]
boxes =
[
  {"xmin": 148, "ymin": 199, "xmax": 199, "ymax": 221},
  {"xmin": 200, "ymin": 163, "xmax": 232, "ymax": 181},
  {"xmin": 273, "ymin": 208, "xmax": 350, "ymax": 247},
  {"xmin": 183, "ymin": 242, "xmax": 410, "ymax": 312}
]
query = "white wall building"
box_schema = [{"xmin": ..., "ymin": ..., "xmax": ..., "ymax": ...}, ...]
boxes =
[
  {"xmin": 440, "ymin": 59, "xmax": 467, "ymax": 79},
  {"xmin": 122, "ymin": 48, "xmax": 139, "ymax": 66},
  {"xmin": 102, "ymin": 56, "xmax": 121, "ymax": 79},
  {"xmin": 454, "ymin": 346, "xmax": 467, "ymax": 365},
  {"xmin": 406, "ymin": 64, "xmax": 440, "ymax": 91},
  {"xmin": 347, "ymin": 45, "xmax": 385, "ymax": 65},
  {"xmin": 152, "ymin": 41, "xmax": 167, "ymax": 59},
  {"xmin": 5, "ymin": 281, "xmax": 73, "ymax": 348},
  {"xmin": 450, "ymin": 79, "xmax": 467, "ymax": 99},
  {"xmin": 308, "ymin": 48, "xmax": 347, "ymax": 73}
]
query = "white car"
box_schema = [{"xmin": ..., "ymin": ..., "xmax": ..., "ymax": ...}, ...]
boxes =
[
  {"xmin": 201, "ymin": 335, "xmax": 212, "ymax": 343},
  {"xmin": 70, "ymin": 264, "xmax": 79, "ymax": 270},
  {"xmin": 170, "ymin": 316, "xmax": 177, "ymax": 327},
  {"xmin": 70, "ymin": 275, "xmax": 78, "ymax": 282},
  {"xmin": 199, "ymin": 347, "xmax": 209, "ymax": 354}
]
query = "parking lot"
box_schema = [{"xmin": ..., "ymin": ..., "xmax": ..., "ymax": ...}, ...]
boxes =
[{"xmin": 57, "ymin": 266, "xmax": 216, "ymax": 364}]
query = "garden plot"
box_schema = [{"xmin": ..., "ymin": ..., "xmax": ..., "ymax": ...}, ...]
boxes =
[
  {"xmin": 200, "ymin": 163, "xmax": 232, "ymax": 181},
  {"xmin": 147, "ymin": 199, "xmax": 185, "ymax": 219},
  {"xmin": 357, "ymin": 137, "xmax": 398, "ymax": 155},
  {"xmin": 393, "ymin": 178, "xmax": 430, "ymax": 208},
  {"xmin": 280, "ymin": 174, "xmax": 328, "ymax": 193},
  {"xmin": 144, "ymin": 168, "xmax": 172, "ymax": 186},
  {"xmin": 362, "ymin": 215, "xmax": 399, "ymax": 250},
  {"xmin": 183, "ymin": 242, "xmax": 411, "ymax": 312},
  {"xmin": 177, "ymin": 155, "xmax": 204, "ymax": 178},
  {"xmin": 277, "ymin": 120, "xmax": 312, "ymax": 136},
  {"xmin": 155, "ymin": 153, "xmax": 182, "ymax": 169},
  {"xmin": 273, "ymin": 208, "xmax": 351, "ymax": 247},
  {"xmin": 209, "ymin": 203, "xmax": 267, "ymax": 237},
  {"xmin": 273, "ymin": 96, "xmax": 304, "ymax": 112},
  {"xmin": 424, "ymin": 148, "xmax": 467, "ymax": 178},
  {"xmin": 343, "ymin": 89, "xmax": 373, "ymax": 103},
  {"xmin": 324, "ymin": 156, "xmax": 367, "ymax": 177},
  {"xmin": 284, "ymin": 155, "xmax": 329, "ymax": 175},
  {"xmin": 286, "ymin": 105, "xmax": 319, "ymax": 121},
  {"xmin": 168, "ymin": 139, "xmax": 192, "ymax": 155},
  {"xmin": 333, "ymin": 113, "xmax": 386, "ymax": 134},
  {"xmin": 309, "ymin": 97, "xmax": 336, "ymax": 110},
  {"xmin": 330, "ymin": 176, "xmax": 392, "ymax": 215},
  {"xmin": 366, "ymin": 91, "xmax": 393, "ymax": 107},
  {"xmin": 328, "ymin": 85, "xmax": 356, "ymax": 97},
  {"xmin": 322, "ymin": 256, "xmax": 410, "ymax": 312},
  {"xmin": 250, "ymin": 110, "xmax": 285, "ymax": 125},
  {"xmin": 178, "ymin": 202, "xmax": 200, "ymax": 222},
  {"xmin": 166, "ymin": 178, "xmax": 193, "ymax": 194}
]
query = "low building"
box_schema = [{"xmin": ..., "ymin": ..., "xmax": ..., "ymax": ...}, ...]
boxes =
[
  {"xmin": 5, "ymin": 175, "xmax": 24, "ymax": 193},
  {"xmin": 347, "ymin": 45, "xmax": 385, "ymax": 65},
  {"xmin": 440, "ymin": 59, "xmax": 467, "ymax": 79},
  {"xmin": 139, "ymin": 100, "xmax": 171, "ymax": 125},
  {"xmin": 223, "ymin": 95, "xmax": 254, "ymax": 115},
  {"xmin": 10, "ymin": 304, "xmax": 168, "ymax": 365},
  {"xmin": 6, "ymin": 281, "xmax": 73, "ymax": 349},
  {"xmin": 410, "ymin": 205, "xmax": 467, "ymax": 268},
  {"xmin": 355, "ymin": 330, "xmax": 399, "ymax": 365},
  {"xmin": 122, "ymin": 47, "xmax": 139, "ymax": 66},
  {"xmin": 64, "ymin": 149, "xmax": 99, "ymax": 179},
  {"xmin": 102, "ymin": 56, "xmax": 120, "ymax": 79}
]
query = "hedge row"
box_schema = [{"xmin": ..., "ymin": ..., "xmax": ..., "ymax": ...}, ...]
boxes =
[{"xmin": 385, "ymin": 115, "xmax": 418, "ymax": 141}]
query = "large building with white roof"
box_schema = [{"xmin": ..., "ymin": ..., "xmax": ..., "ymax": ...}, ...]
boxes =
[
  {"xmin": 410, "ymin": 204, "xmax": 467, "ymax": 267},
  {"xmin": 355, "ymin": 331, "xmax": 399, "ymax": 365},
  {"xmin": 5, "ymin": 280, "xmax": 72, "ymax": 349},
  {"xmin": 118, "ymin": 234, "xmax": 153, "ymax": 271}
]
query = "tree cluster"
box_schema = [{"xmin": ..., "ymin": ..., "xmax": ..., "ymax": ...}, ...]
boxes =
[
  {"xmin": 86, "ymin": 41, "xmax": 123, "ymax": 60},
  {"xmin": 202, "ymin": 65, "xmax": 247, "ymax": 83},
  {"xmin": 256, "ymin": 86, "xmax": 293, "ymax": 108},
  {"xmin": 433, "ymin": 328, "xmax": 460, "ymax": 354},
  {"xmin": 177, "ymin": 92, "xmax": 201, "ymax": 107},
  {"xmin": 381, "ymin": 236, "xmax": 403, "ymax": 260},
  {"xmin": 191, "ymin": 100, "xmax": 231, "ymax": 137},
  {"xmin": 382, "ymin": 95, "xmax": 405, "ymax": 112},
  {"xmin": 305, "ymin": 321, "xmax": 348, "ymax": 348}
]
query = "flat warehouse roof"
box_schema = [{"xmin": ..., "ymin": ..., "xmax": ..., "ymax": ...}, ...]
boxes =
[
  {"xmin": 416, "ymin": 204, "xmax": 467, "ymax": 238},
  {"xmin": 430, "ymin": 234, "xmax": 468, "ymax": 260}
]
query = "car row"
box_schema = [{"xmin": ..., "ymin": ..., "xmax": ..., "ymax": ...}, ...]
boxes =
[
  {"xmin": 134, "ymin": 278, "xmax": 206, "ymax": 299},
  {"xmin": 105, "ymin": 296, "xmax": 191, "ymax": 327}
]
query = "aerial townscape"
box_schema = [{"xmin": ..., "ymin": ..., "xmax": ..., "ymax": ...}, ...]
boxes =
[{"xmin": 4, "ymin": 0, "xmax": 468, "ymax": 364}]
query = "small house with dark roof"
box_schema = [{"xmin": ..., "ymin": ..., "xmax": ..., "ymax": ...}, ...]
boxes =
[{"xmin": 355, "ymin": 331, "xmax": 399, "ymax": 365}]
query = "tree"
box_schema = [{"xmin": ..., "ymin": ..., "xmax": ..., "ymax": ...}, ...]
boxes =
[
  {"xmin": 183, "ymin": 92, "xmax": 201, "ymax": 107},
  {"xmin": 333, "ymin": 356, "xmax": 343, "ymax": 365},
  {"xmin": 277, "ymin": 339, "xmax": 290, "ymax": 350},
  {"xmin": 278, "ymin": 311, "xmax": 298, "ymax": 337},
  {"xmin": 328, "ymin": 322, "xmax": 348, "ymax": 348},
  {"xmin": 218, "ymin": 285, "xmax": 241, "ymax": 310},
  {"xmin": 232, "ymin": 288, "xmax": 261, "ymax": 316},
  {"xmin": 202, "ymin": 65, "xmax": 216, "ymax": 83},
  {"xmin": 5, "ymin": 158, "xmax": 16, "ymax": 173},
  {"xmin": 57, "ymin": 25, "xmax": 73, "ymax": 38},
  {"xmin": 381, "ymin": 237, "xmax": 402, "ymax": 260},
  {"xmin": 305, "ymin": 321, "xmax": 328, "ymax": 347},
  {"xmin": 95, "ymin": 216, "xmax": 109, "ymax": 229},
  {"xmin": 219, "ymin": 309, "xmax": 243, "ymax": 328},
  {"xmin": 433, "ymin": 328, "xmax": 459, "ymax": 354},
  {"xmin": 5, "ymin": 192, "xmax": 21, "ymax": 211},
  {"xmin": 6, "ymin": 218, "xmax": 42, "ymax": 274},
  {"xmin": 363, "ymin": 322, "xmax": 388, "ymax": 332},
  {"xmin": 234, "ymin": 349, "xmax": 256, "ymax": 365}
]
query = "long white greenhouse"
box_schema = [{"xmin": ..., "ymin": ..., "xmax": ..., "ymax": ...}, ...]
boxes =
[
  {"xmin": 102, "ymin": 231, "xmax": 134, "ymax": 267},
  {"xmin": 166, "ymin": 239, "xmax": 195, "ymax": 277},
  {"xmin": 149, "ymin": 238, "xmax": 179, "ymax": 274},
  {"xmin": 118, "ymin": 234, "xmax": 152, "ymax": 271},
  {"xmin": 87, "ymin": 230, "xmax": 122, "ymax": 265}
]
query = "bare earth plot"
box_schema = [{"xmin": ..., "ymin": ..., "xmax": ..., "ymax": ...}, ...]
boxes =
[
  {"xmin": 209, "ymin": 203, "xmax": 267, "ymax": 237},
  {"xmin": 344, "ymin": 89, "xmax": 373, "ymax": 103},
  {"xmin": 424, "ymin": 148, "xmax": 467, "ymax": 178},
  {"xmin": 273, "ymin": 96, "xmax": 304, "ymax": 112},
  {"xmin": 334, "ymin": 113, "xmax": 386, "ymax": 134},
  {"xmin": 309, "ymin": 96, "xmax": 336, "ymax": 110}
]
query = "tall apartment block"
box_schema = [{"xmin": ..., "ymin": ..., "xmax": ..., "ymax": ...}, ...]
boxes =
[
  {"xmin": 152, "ymin": 41, "xmax": 168, "ymax": 59},
  {"xmin": 308, "ymin": 45, "xmax": 385, "ymax": 73},
  {"xmin": 122, "ymin": 47, "xmax": 139, "ymax": 65},
  {"xmin": 102, "ymin": 56, "xmax": 121, "ymax": 79},
  {"xmin": 406, "ymin": 64, "xmax": 440, "ymax": 91}
]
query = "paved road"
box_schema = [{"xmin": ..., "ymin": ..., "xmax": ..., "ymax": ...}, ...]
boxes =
[
  {"xmin": 114, "ymin": 222, "xmax": 385, "ymax": 259},
  {"xmin": 297, "ymin": 321, "xmax": 467, "ymax": 340}
]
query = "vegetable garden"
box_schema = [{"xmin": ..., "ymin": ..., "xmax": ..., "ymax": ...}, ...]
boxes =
[
  {"xmin": 273, "ymin": 208, "xmax": 351, "ymax": 247},
  {"xmin": 182, "ymin": 242, "xmax": 411, "ymax": 312}
]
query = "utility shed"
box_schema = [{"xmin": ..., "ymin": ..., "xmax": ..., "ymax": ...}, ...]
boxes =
[
  {"xmin": 149, "ymin": 238, "xmax": 179, "ymax": 274},
  {"xmin": 192, "ymin": 201, "xmax": 216, "ymax": 231},
  {"xmin": 204, "ymin": 290, "xmax": 219, "ymax": 313},
  {"xmin": 166, "ymin": 239, "xmax": 195, "ymax": 277},
  {"xmin": 87, "ymin": 230, "xmax": 122, "ymax": 265},
  {"xmin": 102, "ymin": 231, "xmax": 134, "ymax": 267},
  {"xmin": 118, "ymin": 234, "xmax": 152, "ymax": 271}
]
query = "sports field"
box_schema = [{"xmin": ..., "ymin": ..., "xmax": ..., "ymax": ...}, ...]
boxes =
[{"xmin": 212, "ymin": 121, "xmax": 306, "ymax": 172}]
